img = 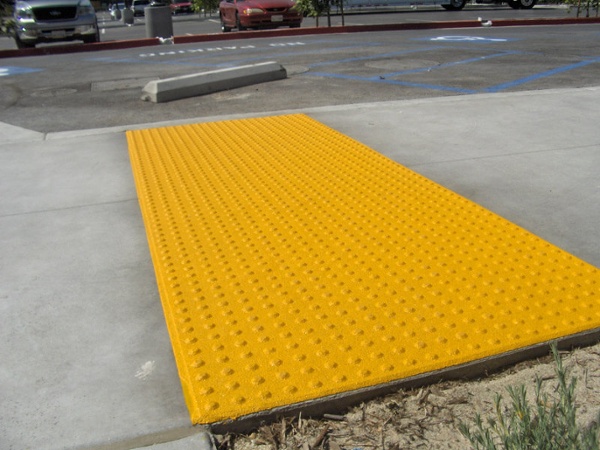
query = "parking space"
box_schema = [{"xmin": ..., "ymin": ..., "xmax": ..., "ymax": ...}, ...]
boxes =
[
  {"xmin": 0, "ymin": 24, "xmax": 599, "ymax": 132},
  {"xmin": 303, "ymin": 45, "xmax": 522, "ymax": 94},
  {"xmin": 85, "ymin": 26, "xmax": 600, "ymax": 95}
]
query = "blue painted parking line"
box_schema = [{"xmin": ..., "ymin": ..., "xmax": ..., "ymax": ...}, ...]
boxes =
[
  {"xmin": 303, "ymin": 48, "xmax": 523, "ymax": 94},
  {"xmin": 0, "ymin": 66, "xmax": 43, "ymax": 77},
  {"xmin": 308, "ymin": 47, "xmax": 444, "ymax": 68},
  {"xmin": 372, "ymin": 50, "xmax": 524, "ymax": 79},
  {"xmin": 484, "ymin": 56, "xmax": 600, "ymax": 92},
  {"xmin": 304, "ymin": 71, "xmax": 477, "ymax": 94},
  {"xmin": 302, "ymin": 43, "xmax": 599, "ymax": 95}
]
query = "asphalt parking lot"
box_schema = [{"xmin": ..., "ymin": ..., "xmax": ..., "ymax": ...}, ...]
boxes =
[
  {"xmin": 1, "ymin": 19, "xmax": 600, "ymax": 133},
  {"xmin": 0, "ymin": 3, "xmax": 584, "ymax": 50}
]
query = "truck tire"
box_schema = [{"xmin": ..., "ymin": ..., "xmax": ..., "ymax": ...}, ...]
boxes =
[
  {"xmin": 83, "ymin": 24, "xmax": 100, "ymax": 43},
  {"xmin": 442, "ymin": 0, "xmax": 466, "ymax": 10},
  {"xmin": 15, "ymin": 35, "xmax": 35, "ymax": 49},
  {"xmin": 519, "ymin": 0, "xmax": 536, "ymax": 8}
]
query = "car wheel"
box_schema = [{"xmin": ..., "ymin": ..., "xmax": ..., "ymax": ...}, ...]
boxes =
[
  {"xmin": 441, "ymin": 0, "xmax": 466, "ymax": 10},
  {"xmin": 507, "ymin": 0, "xmax": 520, "ymax": 8},
  {"xmin": 236, "ymin": 14, "xmax": 246, "ymax": 31},
  {"xmin": 220, "ymin": 14, "xmax": 232, "ymax": 32},
  {"xmin": 518, "ymin": 0, "xmax": 536, "ymax": 8}
]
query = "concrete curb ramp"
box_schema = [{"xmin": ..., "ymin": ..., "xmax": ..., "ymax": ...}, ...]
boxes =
[
  {"xmin": 127, "ymin": 114, "xmax": 600, "ymax": 427},
  {"xmin": 140, "ymin": 62, "xmax": 287, "ymax": 103}
]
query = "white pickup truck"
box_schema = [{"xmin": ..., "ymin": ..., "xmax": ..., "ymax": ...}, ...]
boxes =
[{"xmin": 13, "ymin": 0, "xmax": 100, "ymax": 48}]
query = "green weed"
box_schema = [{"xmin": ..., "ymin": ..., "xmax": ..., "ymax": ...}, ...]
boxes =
[{"xmin": 458, "ymin": 345, "xmax": 600, "ymax": 450}]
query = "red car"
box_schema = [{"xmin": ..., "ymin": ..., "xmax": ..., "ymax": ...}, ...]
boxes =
[
  {"xmin": 170, "ymin": 0, "xmax": 193, "ymax": 14},
  {"xmin": 219, "ymin": 0, "xmax": 302, "ymax": 32}
]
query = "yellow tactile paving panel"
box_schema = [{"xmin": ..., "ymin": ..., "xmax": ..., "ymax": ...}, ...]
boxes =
[{"xmin": 127, "ymin": 114, "xmax": 600, "ymax": 424}]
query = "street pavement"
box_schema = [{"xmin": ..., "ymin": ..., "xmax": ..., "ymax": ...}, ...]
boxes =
[{"xmin": 1, "ymin": 19, "xmax": 599, "ymax": 450}]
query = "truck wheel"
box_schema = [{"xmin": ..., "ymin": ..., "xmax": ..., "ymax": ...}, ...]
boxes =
[
  {"xmin": 83, "ymin": 25, "xmax": 100, "ymax": 43},
  {"xmin": 15, "ymin": 35, "xmax": 35, "ymax": 49},
  {"xmin": 518, "ymin": 0, "xmax": 536, "ymax": 8},
  {"xmin": 442, "ymin": 0, "xmax": 466, "ymax": 10}
]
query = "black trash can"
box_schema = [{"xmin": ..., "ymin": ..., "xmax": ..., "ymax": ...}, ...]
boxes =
[
  {"xmin": 122, "ymin": 8, "xmax": 134, "ymax": 25},
  {"xmin": 145, "ymin": 2, "xmax": 173, "ymax": 38}
]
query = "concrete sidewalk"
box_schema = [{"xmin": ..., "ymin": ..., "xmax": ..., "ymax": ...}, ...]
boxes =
[{"xmin": 1, "ymin": 87, "xmax": 599, "ymax": 449}]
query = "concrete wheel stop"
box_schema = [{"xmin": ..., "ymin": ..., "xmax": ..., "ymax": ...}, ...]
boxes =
[{"xmin": 141, "ymin": 61, "xmax": 287, "ymax": 103}]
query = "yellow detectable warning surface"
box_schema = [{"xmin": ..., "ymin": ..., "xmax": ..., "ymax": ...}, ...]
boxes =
[{"xmin": 127, "ymin": 114, "xmax": 600, "ymax": 424}]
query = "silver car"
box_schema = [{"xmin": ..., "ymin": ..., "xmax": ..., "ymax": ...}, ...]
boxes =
[{"xmin": 13, "ymin": 0, "xmax": 99, "ymax": 49}]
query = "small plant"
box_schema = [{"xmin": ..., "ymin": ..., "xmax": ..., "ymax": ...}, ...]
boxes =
[
  {"xmin": 1, "ymin": 0, "xmax": 15, "ymax": 37},
  {"xmin": 562, "ymin": 0, "xmax": 600, "ymax": 18},
  {"xmin": 191, "ymin": 0, "xmax": 218, "ymax": 17},
  {"xmin": 295, "ymin": 0, "xmax": 331, "ymax": 26},
  {"xmin": 458, "ymin": 344, "xmax": 600, "ymax": 450}
]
